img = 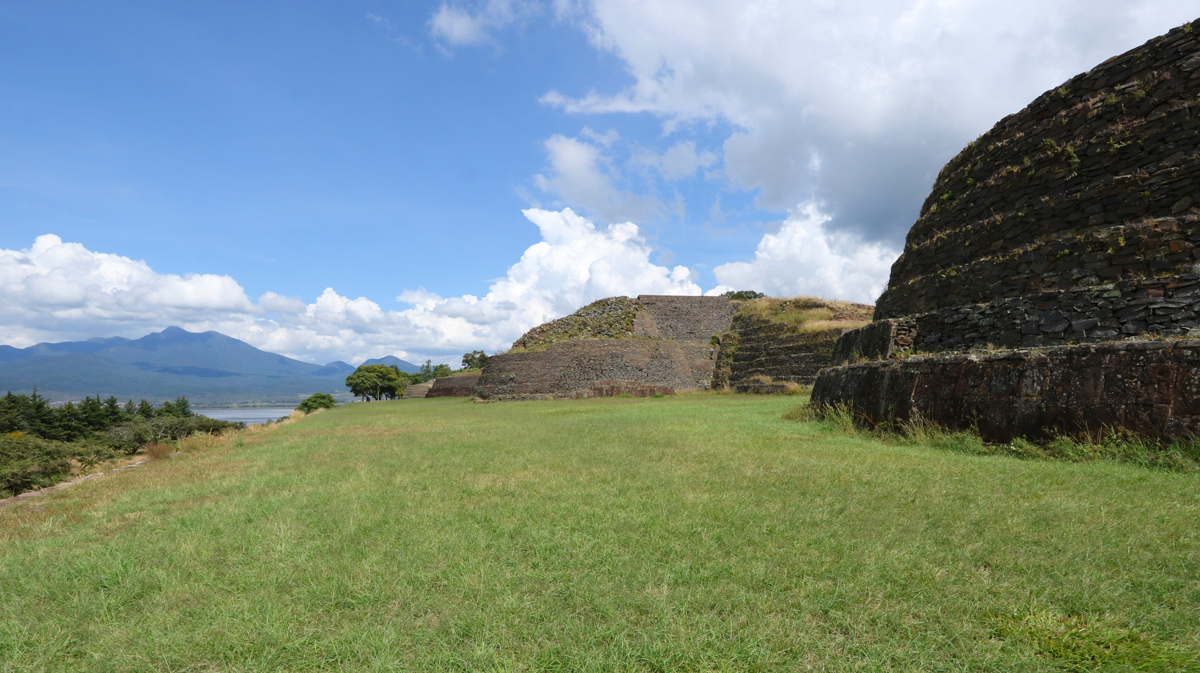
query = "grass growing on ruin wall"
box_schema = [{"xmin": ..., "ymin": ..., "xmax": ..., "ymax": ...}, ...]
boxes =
[
  {"xmin": 2, "ymin": 396, "xmax": 1198, "ymax": 671},
  {"xmin": 508, "ymin": 296, "xmax": 640, "ymax": 352},
  {"xmin": 786, "ymin": 401, "xmax": 1200, "ymax": 472},
  {"xmin": 734, "ymin": 296, "xmax": 873, "ymax": 334}
]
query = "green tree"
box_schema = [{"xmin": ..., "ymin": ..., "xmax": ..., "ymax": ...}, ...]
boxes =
[
  {"xmin": 156, "ymin": 396, "xmax": 193, "ymax": 418},
  {"xmin": 136, "ymin": 400, "xmax": 155, "ymax": 420},
  {"xmin": 417, "ymin": 360, "xmax": 434, "ymax": 383},
  {"xmin": 78, "ymin": 396, "xmax": 106, "ymax": 431},
  {"xmin": 461, "ymin": 350, "xmax": 488, "ymax": 371},
  {"xmin": 102, "ymin": 396, "xmax": 126, "ymax": 425},
  {"xmin": 721, "ymin": 290, "xmax": 766, "ymax": 300},
  {"xmin": 297, "ymin": 393, "xmax": 338, "ymax": 413},
  {"xmin": 345, "ymin": 365, "xmax": 406, "ymax": 401}
]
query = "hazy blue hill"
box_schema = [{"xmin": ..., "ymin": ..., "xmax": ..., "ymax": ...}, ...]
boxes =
[
  {"xmin": 96, "ymin": 327, "xmax": 338, "ymax": 378},
  {"xmin": 2, "ymin": 336, "xmax": 131, "ymax": 360},
  {"xmin": 314, "ymin": 361, "xmax": 356, "ymax": 377},
  {"xmin": 0, "ymin": 327, "xmax": 359, "ymax": 406},
  {"xmin": 361, "ymin": 355, "xmax": 420, "ymax": 373}
]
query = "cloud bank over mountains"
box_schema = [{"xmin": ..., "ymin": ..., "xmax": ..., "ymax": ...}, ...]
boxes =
[
  {"xmin": 0, "ymin": 209, "xmax": 712, "ymax": 364},
  {"xmin": 9, "ymin": 2, "xmax": 1198, "ymax": 365}
]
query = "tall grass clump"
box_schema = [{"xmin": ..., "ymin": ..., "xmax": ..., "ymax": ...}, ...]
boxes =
[{"xmin": 142, "ymin": 442, "xmax": 175, "ymax": 460}]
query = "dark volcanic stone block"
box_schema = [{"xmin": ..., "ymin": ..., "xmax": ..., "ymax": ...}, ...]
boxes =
[
  {"xmin": 811, "ymin": 340, "xmax": 1200, "ymax": 443},
  {"xmin": 818, "ymin": 17, "xmax": 1200, "ymax": 441},
  {"xmin": 872, "ymin": 17, "xmax": 1200, "ymax": 328}
]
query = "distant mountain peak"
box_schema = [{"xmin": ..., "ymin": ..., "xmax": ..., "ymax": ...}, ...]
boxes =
[{"xmin": 360, "ymin": 355, "xmax": 420, "ymax": 373}]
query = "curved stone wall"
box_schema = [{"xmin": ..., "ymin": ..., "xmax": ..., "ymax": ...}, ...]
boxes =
[
  {"xmin": 818, "ymin": 19, "xmax": 1200, "ymax": 441},
  {"xmin": 813, "ymin": 340, "xmax": 1200, "ymax": 443},
  {"xmin": 875, "ymin": 18, "xmax": 1200, "ymax": 331}
]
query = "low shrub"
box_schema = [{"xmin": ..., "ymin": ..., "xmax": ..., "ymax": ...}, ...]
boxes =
[
  {"xmin": 0, "ymin": 434, "xmax": 74, "ymax": 497},
  {"xmin": 142, "ymin": 442, "xmax": 175, "ymax": 460},
  {"xmin": 104, "ymin": 416, "xmax": 241, "ymax": 453},
  {"xmin": 297, "ymin": 393, "xmax": 337, "ymax": 414}
]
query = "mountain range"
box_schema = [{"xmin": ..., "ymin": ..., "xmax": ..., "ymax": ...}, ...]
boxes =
[{"xmin": 0, "ymin": 327, "xmax": 420, "ymax": 406}]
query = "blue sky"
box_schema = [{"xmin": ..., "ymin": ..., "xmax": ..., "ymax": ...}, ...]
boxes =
[{"xmin": 2, "ymin": 1, "xmax": 1198, "ymax": 364}]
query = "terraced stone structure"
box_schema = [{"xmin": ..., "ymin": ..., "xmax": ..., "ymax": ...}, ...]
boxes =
[
  {"xmin": 426, "ymin": 374, "xmax": 481, "ymax": 398},
  {"xmin": 816, "ymin": 19, "xmax": 1200, "ymax": 441},
  {"xmin": 712, "ymin": 297, "xmax": 873, "ymax": 389},
  {"xmin": 476, "ymin": 295, "xmax": 737, "ymax": 400}
]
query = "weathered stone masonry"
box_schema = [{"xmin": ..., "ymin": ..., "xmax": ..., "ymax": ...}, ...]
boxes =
[
  {"xmin": 875, "ymin": 20, "xmax": 1200, "ymax": 328},
  {"xmin": 426, "ymin": 374, "xmax": 481, "ymax": 398},
  {"xmin": 816, "ymin": 19, "xmax": 1200, "ymax": 439},
  {"xmin": 721, "ymin": 315, "xmax": 850, "ymax": 386},
  {"xmin": 812, "ymin": 341, "xmax": 1200, "ymax": 443},
  {"xmin": 475, "ymin": 296, "xmax": 735, "ymax": 400}
]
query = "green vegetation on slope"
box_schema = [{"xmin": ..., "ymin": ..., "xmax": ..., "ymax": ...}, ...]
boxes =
[
  {"xmin": 734, "ymin": 295, "xmax": 874, "ymax": 334},
  {"xmin": 0, "ymin": 392, "xmax": 239, "ymax": 497},
  {"xmin": 510, "ymin": 296, "xmax": 640, "ymax": 352},
  {"xmin": 1, "ymin": 396, "xmax": 1198, "ymax": 671}
]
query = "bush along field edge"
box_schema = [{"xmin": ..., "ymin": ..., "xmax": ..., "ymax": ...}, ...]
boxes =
[{"xmin": 0, "ymin": 391, "xmax": 339, "ymax": 499}]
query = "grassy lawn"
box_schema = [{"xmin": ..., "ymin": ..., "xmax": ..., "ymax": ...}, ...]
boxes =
[{"xmin": 1, "ymin": 395, "xmax": 1198, "ymax": 671}]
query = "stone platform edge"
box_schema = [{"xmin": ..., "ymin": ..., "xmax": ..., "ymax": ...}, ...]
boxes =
[{"xmin": 811, "ymin": 339, "xmax": 1200, "ymax": 442}]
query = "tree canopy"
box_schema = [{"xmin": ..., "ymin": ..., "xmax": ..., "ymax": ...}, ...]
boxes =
[
  {"xmin": 345, "ymin": 365, "xmax": 408, "ymax": 401},
  {"xmin": 721, "ymin": 290, "xmax": 766, "ymax": 300},
  {"xmin": 461, "ymin": 350, "xmax": 489, "ymax": 371},
  {"xmin": 297, "ymin": 393, "xmax": 338, "ymax": 413}
]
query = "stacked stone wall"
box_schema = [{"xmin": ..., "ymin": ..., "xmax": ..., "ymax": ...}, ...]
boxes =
[
  {"xmin": 512, "ymin": 297, "xmax": 638, "ymax": 350},
  {"xmin": 829, "ymin": 319, "xmax": 917, "ymax": 362},
  {"xmin": 426, "ymin": 374, "xmax": 481, "ymax": 398},
  {"xmin": 475, "ymin": 339, "xmax": 717, "ymax": 401},
  {"xmin": 401, "ymin": 382, "xmax": 432, "ymax": 399},
  {"xmin": 634, "ymin": 295, "xmax": 737, "ymax": 343},
  {"xmin": 817, "ymin": 19, "xmax": 1200, "ymax": 442},
  {"xmin": 478, "ymin": 295, "xmax": 733, "ymax": 400},
  {"xmin": 813, "ymin": 340, "xmax": 1200, "ymax": 443},
  {"xmin": 875, "ymin": 19, "xmax": 1200, "ymax": 329},
  {"xmin": 723, "ymin": 315, "xmax": 847, "ymax": 386}
]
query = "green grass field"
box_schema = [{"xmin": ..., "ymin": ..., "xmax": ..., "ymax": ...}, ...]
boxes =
[{"xmin": 1, "ymin": 396, "xmax": 1198, "ymax": 671}]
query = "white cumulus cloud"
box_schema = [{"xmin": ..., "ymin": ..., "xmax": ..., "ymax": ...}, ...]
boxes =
[
  {"xmin": 542, "ymin": 0, "xmax": 1200, "ymax": 246},
  {"xmin": 0, "ymin": 209, "xmax": 701, "ymax": 365},
  {"xmin": 709, "ymin": 202, "xmax": 898, "ymax": 304}
]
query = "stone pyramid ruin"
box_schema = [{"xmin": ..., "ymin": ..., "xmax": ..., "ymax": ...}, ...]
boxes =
[{"xmin": 815, "ymin": 17, "xmax": 1200, "ymax": 442}]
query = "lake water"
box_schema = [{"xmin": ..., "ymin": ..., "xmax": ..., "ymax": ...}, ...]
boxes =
[{"xmin": 194, "ymin": 408, "xmax": 296, "ymax": 425}]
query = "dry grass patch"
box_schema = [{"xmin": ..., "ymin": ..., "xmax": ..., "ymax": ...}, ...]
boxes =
[
  {"xmin": 736, "ymin": 295, "xmax": 874, "ymax": 333},
  {"xmin": 141, "ymin": 442, "xmax": 175, "ymax": 460}
]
